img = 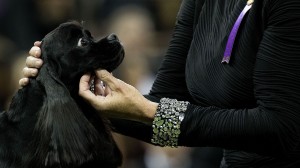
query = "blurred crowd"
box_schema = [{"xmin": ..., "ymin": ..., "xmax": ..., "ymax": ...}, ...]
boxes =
[{"xmin": 0, "ymin": 0, "xmax": 222, "ymax": 168}]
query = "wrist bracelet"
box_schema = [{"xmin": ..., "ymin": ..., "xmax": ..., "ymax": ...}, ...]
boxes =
[{"xmin": 151, "ymin": 98, "xmax": 189, "ymax": 147}]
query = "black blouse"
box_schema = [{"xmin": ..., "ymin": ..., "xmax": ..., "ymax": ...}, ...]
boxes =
[{"xmin": 111, "ymin": 0, "xmax": 300, "ymax": 167}]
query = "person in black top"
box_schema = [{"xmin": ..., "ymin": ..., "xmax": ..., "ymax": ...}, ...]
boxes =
[{"xmin": 20, "ymin": 0, "xmax": 300, "ymax": 167}]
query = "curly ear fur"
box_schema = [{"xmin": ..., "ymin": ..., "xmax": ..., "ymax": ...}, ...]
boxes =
[{"xmin": 34, "ymin": 65, "xmax": 105, "ymax": 167}]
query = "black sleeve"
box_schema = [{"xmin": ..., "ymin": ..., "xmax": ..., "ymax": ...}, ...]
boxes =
[
  {"xmin": 178, "ymin": 0, "xmax": 300, "ymax": 157},
  {"xmin": 146, "ymin": 0, "xmax": 197, "ymax": 103},
  {"xmin": 111, "ymin": 0, "xmax": 200, "ymax": 141}
]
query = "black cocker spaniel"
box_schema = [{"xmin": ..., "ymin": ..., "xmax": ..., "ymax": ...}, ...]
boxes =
[{"xmin": 0, "ymin": 21, "xmax": 124, "ymax": 168}]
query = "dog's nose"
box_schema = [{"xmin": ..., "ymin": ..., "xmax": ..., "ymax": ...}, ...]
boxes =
[{"xmin": 107, "ymin": 34, "xmax": 119, "ymax": 41}]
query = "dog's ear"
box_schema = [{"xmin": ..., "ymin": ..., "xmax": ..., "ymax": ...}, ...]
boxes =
[{"xmin": 34, "ymin": 64, "xmax": 104, "ymax": 166}]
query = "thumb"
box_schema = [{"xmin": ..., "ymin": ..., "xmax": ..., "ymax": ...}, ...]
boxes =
[
  {"xmin": 95, "ymin": 69, "xmax": 119, "ymax": 90},
  {"xmin": 79, "ymin": 73, "xmax": 97, "ymax": 103}
]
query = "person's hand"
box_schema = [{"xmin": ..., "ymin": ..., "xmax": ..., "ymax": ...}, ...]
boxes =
[
  {"xmin": 19, "ymin": 41, "xmax": 43, "ymax": 87},
  {"xmin": 79, "ymin": 69, "xmax": 158, "ymax": 125}
]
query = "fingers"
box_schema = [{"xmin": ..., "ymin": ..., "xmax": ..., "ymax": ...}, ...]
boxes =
[
  {"xmin": 94, "ymin": 77, "xmax": 105, "ymax": 96},
  {"xmin": 104, "ymin": 84, "xmax": 112, "ymax": 96},
  {"xmin": 79, "ymin": 73, "xmax": 98, "ymax": 103},
  {"xmin": 28, "ymin": 46, "xmax": 41, "ymax": 58},
  {"xmin": 19, "ymin": 78, "xmax": 29, "ymax": 88},
  {"xmin": 27, "ymin": 42, "xmax": 43, "ymax": 68},
  {"xmin": 25, "ymin": 56, "xmax": 43, "ymax": 68},
  {"xmin": 34, "ymin": 41, "xmax": 42, "ymax": 47},
  {"xmin": 79, "ymin": 73, "xmax": 92, "ymax": 92},
  {"xmin": 19, "ymin": 41, "xmax": 42, "ymax": 88},
  {"xmin": 22, "ymin": 67, "xmax": 38, "ymax": 78},
  {"xmin": 95, "ymin": 69, "xmax": 120, "ymax": 91}
]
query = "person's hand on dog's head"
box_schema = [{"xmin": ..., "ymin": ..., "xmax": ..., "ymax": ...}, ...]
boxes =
[{"xmin": 19, "ymin": 41, "xmax": 43, "ymax": 87}]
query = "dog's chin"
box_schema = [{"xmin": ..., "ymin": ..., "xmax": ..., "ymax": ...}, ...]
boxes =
[
  {"xmin": 106, "ymin": 49, "xmax": 125, "ymax": 72},
  {"xmin": 92, "ymin": 47, "xmax": 124, "ymax": 73},
  {"xmin": 88, "ymin": 33, "xmax": 125, "ymax": 73}
]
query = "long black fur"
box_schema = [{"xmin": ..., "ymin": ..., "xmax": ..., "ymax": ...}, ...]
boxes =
[{"xmin": 0, "ymin": 21, "xmax": 124, "ymax": 168}]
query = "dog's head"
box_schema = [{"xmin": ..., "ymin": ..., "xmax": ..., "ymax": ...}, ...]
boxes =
[
  {"xmin": 41, "ymin": 21, "xmax": 124, "ymax": 84},
  {"xmin": 32, "ymin": 21, "xmax": 123, "ymax": 167}
]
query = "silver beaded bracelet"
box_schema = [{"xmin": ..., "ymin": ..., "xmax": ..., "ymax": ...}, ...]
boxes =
[{"xmin": 151, "ymin": 98, "xmax": 189, "ymax": 147}]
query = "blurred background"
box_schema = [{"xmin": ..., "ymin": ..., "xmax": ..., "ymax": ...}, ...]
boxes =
[{"xmin": 0, "ymin": 0, "xmax": 222, "ymax": 167}]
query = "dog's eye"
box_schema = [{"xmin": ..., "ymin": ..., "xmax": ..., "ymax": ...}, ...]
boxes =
[{"xmin": 77, "ymin": 38, "xmax": 88, "ymax": 47}]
